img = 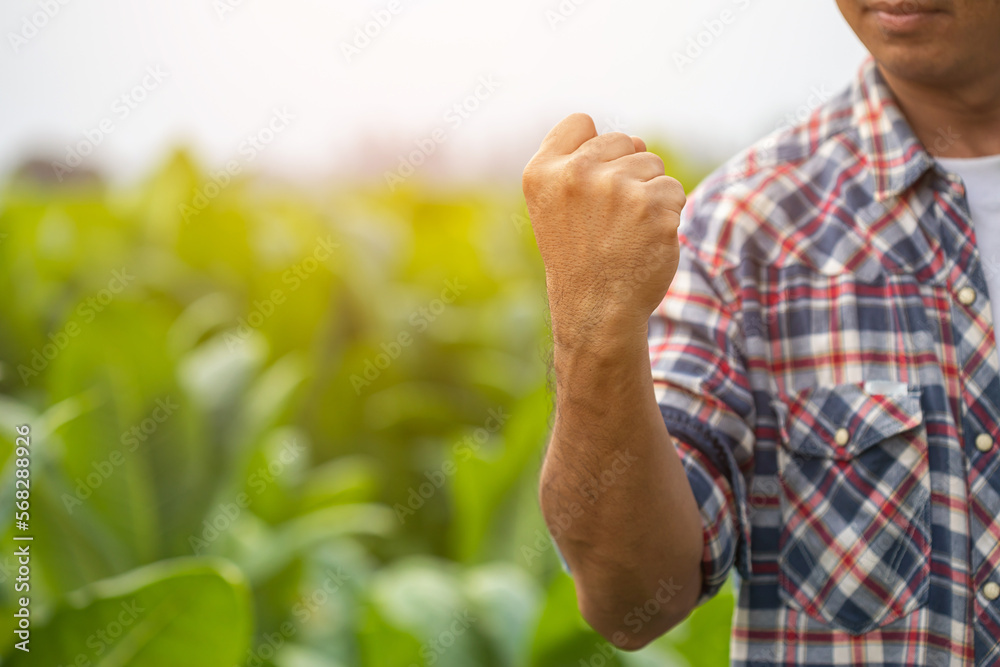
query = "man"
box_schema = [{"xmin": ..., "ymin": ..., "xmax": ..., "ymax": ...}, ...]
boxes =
[{"xmin": 521, "ymin": 0, "xmax": 1000, "ymax": 664}]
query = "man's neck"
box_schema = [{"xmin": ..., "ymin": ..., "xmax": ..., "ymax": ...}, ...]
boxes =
[{"xmin": 877, "ymin": 61, "xmax": 1000, "ymax": 159}]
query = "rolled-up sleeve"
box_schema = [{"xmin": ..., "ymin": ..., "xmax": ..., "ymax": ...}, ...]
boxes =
[
  {"xmin": 673, "ymin": 436, "xmax": 743, "ymax": 606},
  {"xmin": 551, "ymin": 436, "xmax": 742, "ymax": 601},
  {"xmin": 648, "ymin": 226, "xmax": 756, "ymax": 604}
]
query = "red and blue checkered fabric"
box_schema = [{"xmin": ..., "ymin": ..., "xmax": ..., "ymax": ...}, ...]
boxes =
[{"xmin": 651, "ymin": 57, "xmax": 1000, "ymax": 666}]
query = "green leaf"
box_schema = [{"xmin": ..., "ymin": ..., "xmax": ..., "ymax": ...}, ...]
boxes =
[
  {"xmin": 657, "ymin": 580, "xmax": 735, "ymax": 667},
  {"xmin": 463, "ymin": 562, "xmax": 542, "ymax": 667},
  {"xmin": 231, "ymin": 504, "xmax": 395, "ymax": 583},
  {"xmin": 4, "ymin": 557, "xmax": 253, "ymax": 667},
  {"xmin": 228, "ymin": 352, "xmax": 309, "ymax": 452},
  {"xmin": 275, "ymin": 643, "xmax": 350, "ymax": 667},
  {"xmin": 449, "ymin": 383, "xmax": 550, "ymax": 562},
  {"xmin": 166, "ymin": 292, "xmax": 239, "ymax": 356},
  {"xmin": 299, "ymin": 455, "xmax": 381, "ymax": 511},
  {"xmin": 358, "ymin": 601, "xmax": 425, "ymax": 667},
  {"xmin": 528, "ymin": 573, "xmax": 625, "ymax": 667},
  {"xmin": 363, "ymin": 557, "xmax": 489, "ymax": 667},
  {"xmin": 178, "ymin": 332, "xmax": 267, "ymax": 417}
]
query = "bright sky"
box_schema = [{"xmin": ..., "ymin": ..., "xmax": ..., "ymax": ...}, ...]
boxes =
[{"xmin": 0, "ymin": 0, "xmax": 868, "ymax": 185}]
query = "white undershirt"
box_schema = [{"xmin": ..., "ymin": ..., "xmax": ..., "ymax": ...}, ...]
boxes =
[{"xmin": 936, "ymin": 155, "xmax": 1000, "ymax": 327}]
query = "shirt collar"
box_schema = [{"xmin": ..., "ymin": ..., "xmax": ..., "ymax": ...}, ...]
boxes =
[{"xmin": 851, "ymin": 57, "xmax": 937, "ymax": 203}]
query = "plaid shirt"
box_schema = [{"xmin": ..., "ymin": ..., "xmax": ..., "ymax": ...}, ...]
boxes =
[{"xmin": 650, "ymin": 57, "xmax": 1000, "ymax": 666}]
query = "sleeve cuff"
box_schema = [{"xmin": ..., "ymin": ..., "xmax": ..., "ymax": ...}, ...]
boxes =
[{"xmin": 661, "ymin": 404, "xmax": 752, "ymax": 593}]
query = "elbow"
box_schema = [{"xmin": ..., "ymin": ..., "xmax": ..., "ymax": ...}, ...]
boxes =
[
  {"xmin": 576, "ymin": 584, "xmax": 697, "ymax": 652},
  {"xmin": 575, "ymin": 542, "xmax": 705, "ymax": 651}
]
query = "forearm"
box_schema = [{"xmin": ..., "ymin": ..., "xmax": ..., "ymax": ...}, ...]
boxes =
[
  {"xmin": 539, "ymin": 327, "xmax": 704, "ymax": 649},
  {"xmin": 522, "ymin": 112, "xmax": 700, "ymax": 649}
]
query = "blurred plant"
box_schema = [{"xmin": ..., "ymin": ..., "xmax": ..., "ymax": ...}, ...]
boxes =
[{"xmin": 0, "ymin": 149, "xmax": 729, "ymax": 666}]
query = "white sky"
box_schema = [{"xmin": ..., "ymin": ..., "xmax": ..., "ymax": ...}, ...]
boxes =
[{"xmin": 0, "ymin": 0, "xmax": 868, "ymax": 185}]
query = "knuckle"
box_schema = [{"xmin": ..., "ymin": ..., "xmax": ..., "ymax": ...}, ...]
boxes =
[
  {"xmin": 603, "ymin": 131, "xmax": 633, "ymax": 150},
  {"xmin": 662, "ymin": 211, "xmax": 681, "ymax": 233},
  {"xmin": 522, "ymin": 160, "xmax": 546, "ymax": 197},
  {"xmin": 633, "ymin": 188, "xmax": 661, "ymax": 219},
  {"xmin": 646, "ymin": 153, "xmax": 665, "ymax": 173},
  {"xmin": 651, "ymin": 176, "xmax": 687, "ymax": 208},
  {"xmin": 521, "ymin": 161, "xmax": 538, "ymax": 189},
  {"xmin": 659, "ymin": 174, "xmax": 685, "ymax": 194},
  {"xmin": 660, "ymin": 213, "xmax": 682, "ymax": 241},
  {"xmin": 562, "ymin": 153, "xmax": 594, "ymax": 186},
  {"xmin": 557, "ymin": 112, "xmax": 597, "ymax": 140},
  {"xmin": 597, "ymin": 167, "xmax": 627, "ymax": 195},
  {"xmin": 635, "ymin": 197, "xmax": 655, "ymax": 220}
]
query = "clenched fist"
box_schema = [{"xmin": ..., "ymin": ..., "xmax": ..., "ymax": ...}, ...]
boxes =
[{"xmin": 522, "ymin": 113, "xmax": 686, "ymax": 348}]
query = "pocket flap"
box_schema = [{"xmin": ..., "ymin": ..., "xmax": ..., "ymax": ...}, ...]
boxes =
[{"xmin": 775, "ymin": 382, "xmax": 923, "ymax": 459}]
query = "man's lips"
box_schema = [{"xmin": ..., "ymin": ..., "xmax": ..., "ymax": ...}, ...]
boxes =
[
  {"xmin": 867, "ymin": 3, "xmax": 947, "ymax": 32},
  {"xmin": 868, "ymin": 0, "xmax": 946, "ymax": 13}
]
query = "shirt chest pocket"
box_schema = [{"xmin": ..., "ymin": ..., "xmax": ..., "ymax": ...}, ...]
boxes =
[{"xmin": 772, "ymin": 382, "xmax": 932, "ymax": 635}]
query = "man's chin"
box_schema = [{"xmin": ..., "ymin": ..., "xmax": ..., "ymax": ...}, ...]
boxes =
[{"xmin": 871, "ymin": 47, "xmax": 964, "ymax": 88}]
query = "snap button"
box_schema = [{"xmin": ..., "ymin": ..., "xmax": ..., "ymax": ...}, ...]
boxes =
[
  {"xmin": 958, "ymin": 287, "xmax": 977, "ymax": 306},
  {"xmin": 976, "ymin": 433, "xmax": 994, "ymax": 453},
  {"xmin": 984, "ymin": 582, "xmax": 1000, "ymax": 601},
  {"xmin": 834, "ymin": 428, "xmax": 850, "ymax": 446}
]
